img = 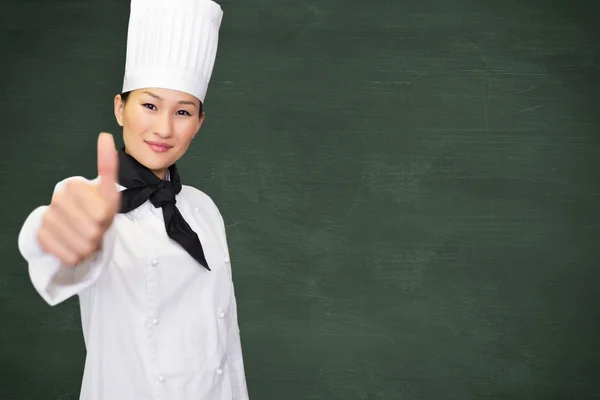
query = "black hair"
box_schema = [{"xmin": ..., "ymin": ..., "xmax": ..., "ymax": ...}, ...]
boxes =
[
  {"xmin": 120, "ymin": 91, "xmax": 132, "ymax": 103},
  {"xmin": 120, "ymin": 91, "xmax": 204, "ymax": 115}
]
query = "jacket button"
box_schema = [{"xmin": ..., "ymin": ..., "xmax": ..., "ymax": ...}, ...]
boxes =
[
  {"xmin": 150, "ymin": 258, "xmax": 158, "ymax": 267},
  {"xmin": 216, "ymin": 368, "xmax": 223, "ymax": 375},
  {"xmin": 218, "ymin": 312, "xmax": 225, "ymax": 319},
  {"xmin": 224, "ymin": 256, "xmax": 230, "ymax": 263}
]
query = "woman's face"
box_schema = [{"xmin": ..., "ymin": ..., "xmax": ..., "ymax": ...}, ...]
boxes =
[{"xmin": 113, "ymin": 87, "xmax": 204, "ymax": 179}]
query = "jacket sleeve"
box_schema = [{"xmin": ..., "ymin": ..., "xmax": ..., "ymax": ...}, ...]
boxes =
[
  {"xmin": 226, "ymin": 281, "xmax": 249, "ymax": 400},
  {"xmin": 17, "ymin": 176, "xmax": 117, "ymax": 306},
  {"xmin": 213, "ymin": 204, "xmax": 249, "ymax": 399}
]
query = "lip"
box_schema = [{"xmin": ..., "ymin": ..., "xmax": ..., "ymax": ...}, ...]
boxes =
[{"xmin": 145, "ymin": 141, "xmax": 173, "ymax": 153}]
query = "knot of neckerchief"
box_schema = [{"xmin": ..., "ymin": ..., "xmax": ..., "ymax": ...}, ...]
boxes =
[
  {"xmin": 150, "ymin": 180, "xmax": 177, "ymax": 208},
  {"xmin": 117, "ymin": 147, "xmax": 210, "ymax": 271}
]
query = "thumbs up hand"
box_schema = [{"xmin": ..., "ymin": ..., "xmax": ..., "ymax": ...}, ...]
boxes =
[
  {"xmin": 37, "ymin": 133, "xmax": 121, "ymax": 266},
  {"xmin": 96, "ymin": 132, "xmax": 120, "ymax": 206}
]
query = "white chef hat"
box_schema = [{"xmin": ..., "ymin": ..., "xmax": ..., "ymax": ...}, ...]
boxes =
[{"xmin": 121, "ymin": 0, "xmax": 223, "ymax": 104}]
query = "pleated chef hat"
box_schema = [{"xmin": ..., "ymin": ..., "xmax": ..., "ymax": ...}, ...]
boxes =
[{"xmin": 121, "ymin": 0, "xmax": 223, "ymax": 104}]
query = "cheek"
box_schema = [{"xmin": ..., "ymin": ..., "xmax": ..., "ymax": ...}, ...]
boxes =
[
  {"xmin": 123, "ymin": 108, "xmax": 152, "ymax": 137},
  {"xmin": 174, "ymin": 119, "xmax": 199, "ymax": 144}
]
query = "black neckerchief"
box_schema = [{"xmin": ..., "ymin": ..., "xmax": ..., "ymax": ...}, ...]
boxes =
[{"xmin": 117, "ymin": 147, "xmax": 210, "ymax": 271}]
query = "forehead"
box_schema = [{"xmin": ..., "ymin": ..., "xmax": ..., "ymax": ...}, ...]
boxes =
[{"xmin": 133, "ymin": 87, "xmax": 199, "ymax": 104}]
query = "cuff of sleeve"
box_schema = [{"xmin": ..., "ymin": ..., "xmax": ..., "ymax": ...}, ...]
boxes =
[{"xmin": 18, "ymin": 206, "xmax": 117, "ymax": 306}]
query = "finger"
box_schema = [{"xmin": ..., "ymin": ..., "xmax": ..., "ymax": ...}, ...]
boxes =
[
  {"xmin": 51, "ymin": 194, "xmax": 103, "ymax": 246},
  {"xmin": 63, "ymin": 179, "xmax": 118, "ymax": 226},
  {"xmin": 43, "ymin": 208, "xmax": 98, "ymax": 258},
  {"xmin": 37, "ymin": 226, "xmax": 81, "ymax": 266},
  {"xmin": 67, "ymin": 182, "xmax": 110, "ymax": 223},
  {"xmin": 97, "ymin": 132, "xmax": 119, "ymax": 201}
]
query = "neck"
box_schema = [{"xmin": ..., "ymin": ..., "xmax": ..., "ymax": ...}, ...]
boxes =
[
  {"xmin": 123, "ymin": 146, "xmax": 169, "ymax": 181},
  {"xmin": 152, "ymin": 168, "xmax": 168, "ymax": 180}
]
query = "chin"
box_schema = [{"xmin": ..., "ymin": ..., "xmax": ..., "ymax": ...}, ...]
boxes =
[
  {"xmin": 146, "ymin": 160, "xmax": 172, "ymax": 172},
  {"xmin": 133, "ymin": 148, "xmax": 173, "ymax": 170},
  {"xmin": 144, "ymin": 156, "xmax": 173, "ymax": 170}
]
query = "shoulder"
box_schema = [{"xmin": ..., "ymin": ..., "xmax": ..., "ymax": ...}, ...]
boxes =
[
  {"xmin": 51, "ymin": 176, "xmax": 127, "ymax": 195},
  {"xmin": 51, "ymin": 175, "xmax": 100, "ymax": 194},
  {"xmin": 180, "ymin": 184, "xmax": 223, "ymax": 221},
  {"xmin": 180, "ymin": 184, "xmax": 218, "ymax": 209}
]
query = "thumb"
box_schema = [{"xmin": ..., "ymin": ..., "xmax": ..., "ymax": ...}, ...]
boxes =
[{"xmin": 97, "ymin": 132, "xmax": 119, "ymax": 201}]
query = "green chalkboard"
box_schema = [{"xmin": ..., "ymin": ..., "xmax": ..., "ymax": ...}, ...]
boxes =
[{"xmin": 1, "ymin": 0, "xmax": 599, "ymax": 399}]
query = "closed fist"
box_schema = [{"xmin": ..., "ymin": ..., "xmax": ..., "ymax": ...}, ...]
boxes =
[{"xmin": 37, "ymin": 133, "xmax": 120, "ymax": 266}]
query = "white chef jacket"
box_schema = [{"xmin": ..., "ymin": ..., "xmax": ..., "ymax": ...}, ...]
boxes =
[{"xmin": 18, "ymin": 175, "xmax": 249, "ymax": 400}]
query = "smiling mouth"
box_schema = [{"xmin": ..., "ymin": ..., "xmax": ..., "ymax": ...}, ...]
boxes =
[{"xmin": 145, "ymin": 141, "xmax": 173, "ymax": 153}]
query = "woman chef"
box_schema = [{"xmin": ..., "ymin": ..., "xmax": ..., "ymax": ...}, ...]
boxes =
[{"xmin": 17, "ymin": 0, "xmax": 249, "ymax": 399}]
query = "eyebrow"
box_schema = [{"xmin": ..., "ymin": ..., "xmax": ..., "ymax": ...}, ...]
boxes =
[{"xmin": 142, "ymin": 91, "xmax": 197, "ymax": 108}]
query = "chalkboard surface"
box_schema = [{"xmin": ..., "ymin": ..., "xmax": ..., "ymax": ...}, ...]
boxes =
[{"xmin": 1, "ymin": 0, "xmax": 599, "ymax": 399}]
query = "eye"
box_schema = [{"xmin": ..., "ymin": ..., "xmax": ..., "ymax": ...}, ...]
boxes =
[
  {"xmin": 143, "ymin": 103, "xmax": 157, "ymax": 111},
  {"xmin": 176, "ymin": 110, "xmax": 192, "ymax": 116}
]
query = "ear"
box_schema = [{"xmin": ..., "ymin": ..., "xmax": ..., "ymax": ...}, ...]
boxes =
[
  {"xmin": 114, "ymin": 94, "xmax": 124, "ymax": 127},
  {"xmin": 195, "ymin": 111, "xmax": 205, "ymax": 135}
]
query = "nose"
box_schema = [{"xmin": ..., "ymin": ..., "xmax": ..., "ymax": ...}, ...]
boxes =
[{"xmin": 153, "ymin": 111, "xmax": 173, "ymax": 138}]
